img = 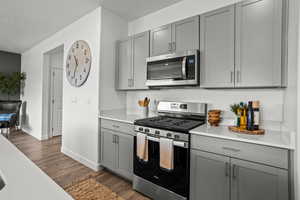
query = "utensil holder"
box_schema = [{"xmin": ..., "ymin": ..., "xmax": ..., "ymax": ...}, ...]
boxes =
[{"xmin": 140, "ymin": 106, "xmax": 149, "ymax": 117}]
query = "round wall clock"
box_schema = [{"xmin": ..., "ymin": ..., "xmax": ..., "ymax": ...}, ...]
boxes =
[{"xmin": 66, "ymin": 40, "xmax": 92, "ymax": 87}]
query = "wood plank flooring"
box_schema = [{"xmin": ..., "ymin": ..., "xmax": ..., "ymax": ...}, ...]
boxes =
[{"xmin": 8, "ymin": 131, "xmax": 149, "ymax": 200}]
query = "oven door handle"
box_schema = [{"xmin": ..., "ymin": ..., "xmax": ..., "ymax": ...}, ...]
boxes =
[
  {"xmin": 182, "ymin": 56, "xmax": 187, "ymax": 79},
  {"xmin": 146, "ymin": 136, "xmax": 188, "ymax": 148}
]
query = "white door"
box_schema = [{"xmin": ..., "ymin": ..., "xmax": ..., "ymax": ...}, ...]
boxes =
[{"xmin": 51, "ymin": 67, "xmax": 63, "ymax": 137}]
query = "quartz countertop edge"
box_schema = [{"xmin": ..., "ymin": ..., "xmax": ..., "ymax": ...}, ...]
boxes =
[
  {"xmin": 190, "ymin": 125, "xmax": 294, "ymax": 150},
  {"xmin": 0, "ymin": 135, "xmax": 73, "ymax": 200}
]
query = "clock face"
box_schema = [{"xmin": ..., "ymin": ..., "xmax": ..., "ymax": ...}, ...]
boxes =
[{"xmin": 66, "ymin": 40, "xmax": 92, "ymax": 87}]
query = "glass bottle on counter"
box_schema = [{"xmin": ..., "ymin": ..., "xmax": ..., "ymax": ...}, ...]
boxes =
[
  {"xmin": 240, "ymin": 102, "xmax": 247, "ymax": 130},
  {"xmin": 252, "ymin": 101, "xmax": 260, "ymax": 130},
  {"xmin": 247, "ymin": 101, "xmax": 254, "ymax": 131}
]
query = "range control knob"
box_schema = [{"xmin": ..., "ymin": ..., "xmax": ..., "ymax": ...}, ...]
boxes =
[
  {"xmin": 145, "ymin": 129, "xmax": 150, "ymax": 133},
  {"xmin": 167, "ymin": 133, "xmax": 172, "ymax": 137},
  {"xmin": 155, "ymin": 130, "xmax": 160, "ymax": 135},
  {"xmin": 174, "ymin": 135, "xmax": 180, "ymax": 139},
  {"xmin": 138, "ymin": 127, "xmax": 144, "ymax": 132}
]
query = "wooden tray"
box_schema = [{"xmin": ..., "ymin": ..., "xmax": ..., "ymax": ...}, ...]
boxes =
[{"xmin": 228, "ymin": 126, "xmax": 265, "ymax": 135}]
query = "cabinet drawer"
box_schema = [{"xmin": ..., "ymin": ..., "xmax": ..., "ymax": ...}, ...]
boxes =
[
  {"xmin": 191, "ymin": 134, "xmax": 289, "ymax": 169},
  {"xmin": 100, "ymin": 119, "xmax": 134, "ymax": 135}
]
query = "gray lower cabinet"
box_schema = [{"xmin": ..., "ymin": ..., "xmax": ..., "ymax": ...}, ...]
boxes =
[
  {"xmin": 200, "ymin": 5, "xmax": 235, "ymax": 88},
  {"xmin": 235, "ymin": 0, "xmax": 283, "ymax": 87},
  {"xmin": 231, "ymin": 158, "xmax": 289, "ymax": 200},
  {"xmin": 190, "ymin": 145, "xmax": 289, "ymax": 200},
  {"xmin": 190, "ymin": 150, "xmax": 230, "ymax": 200},
  {"xmin": 101, "ymin": 128, "xmax": 134, "ymax": 180}
]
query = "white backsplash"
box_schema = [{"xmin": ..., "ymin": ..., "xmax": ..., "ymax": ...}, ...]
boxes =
[{"xmin": 126, "ymin": 88, "xmax": 285, "ymax": 131}]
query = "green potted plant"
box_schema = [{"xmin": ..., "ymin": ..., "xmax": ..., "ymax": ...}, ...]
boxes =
[{"xmin": 0, "ymin": 72, "xmax": 26, "ymax": 101}]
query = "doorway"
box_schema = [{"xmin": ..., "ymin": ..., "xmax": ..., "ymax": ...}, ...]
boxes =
[{"xmin": 42, "ymin": 45, "xmax": 64, "ymax": 139}]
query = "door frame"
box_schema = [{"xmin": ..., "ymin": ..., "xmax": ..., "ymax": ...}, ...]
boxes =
[{"xmin": 42, "ymin": 44, "xmax": 64, "ymax": 140}]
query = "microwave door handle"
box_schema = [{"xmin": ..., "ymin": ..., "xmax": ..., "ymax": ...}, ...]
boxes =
[{"xmin": 182, "ymin": 56, "xmax": 187, "ymax": 79}]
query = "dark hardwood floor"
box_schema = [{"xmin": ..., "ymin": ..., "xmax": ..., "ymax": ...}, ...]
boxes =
[{"xmin": 8, "ymin": 131, "xmax": 149, "ymax": 200}]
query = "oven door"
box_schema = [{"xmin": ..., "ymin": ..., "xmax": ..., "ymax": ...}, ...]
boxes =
[
  {"xmin": 146, "ymin": 50, "xmax": 199, "ymax": 87},
  {"xmin": 133, "ymin": 136, "xmax": 190, "ymax": 198}
]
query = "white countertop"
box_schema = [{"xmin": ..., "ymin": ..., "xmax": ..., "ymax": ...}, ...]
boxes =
[
  {"xmin": 0, "ymin": 135, "xmax": 73, "ymax": 200},
  {"xmin": 99, "ymin": 109, "xmax": 157, "ymax": 124},
  {"xmin": 190, "ymin": 125, "xmax": 295, "ymax": 150},
  {"xmin": 99, "ymin": 109, "xmax": 294, "ymax": 150}
]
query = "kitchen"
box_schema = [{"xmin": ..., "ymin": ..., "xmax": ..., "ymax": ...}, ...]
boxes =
[{"xmin": 0, "ymin": 0, "xmax": 298, "ymax": 200}]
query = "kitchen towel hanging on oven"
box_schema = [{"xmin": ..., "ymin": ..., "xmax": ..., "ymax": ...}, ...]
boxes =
[
  {"xmin": 160, "ymin": 137, "xmax": 174, "ymax": 171},
  {"xmin": 136, "ymin": 132, "xmax": 148, "ymax": 162}
]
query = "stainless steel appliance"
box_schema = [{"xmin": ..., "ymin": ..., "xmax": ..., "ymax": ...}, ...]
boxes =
[
  {"xmin": 133, "ymin": 101, "xmax": 207, "ymax": 200},
  {"xmin": 146, "ymin": 50, "xmax": 199, "ymax": 87}
]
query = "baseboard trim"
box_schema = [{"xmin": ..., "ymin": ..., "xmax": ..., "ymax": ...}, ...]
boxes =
[{"xmin": 61, "ymin": 146, "xmax": 101, "ymax": 171}]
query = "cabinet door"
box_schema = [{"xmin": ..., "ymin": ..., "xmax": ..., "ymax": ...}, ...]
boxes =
[
  {"xmin": 132, "ymin": 31, "xmax": 149, "ymax": 90},
  {"xmin": 101, "ymin": 129, "xmax": 116, "ymax": 169},
  {"xmin": 235, "ymin": 0, "xmax": 283, "ymax": 87},
  {"xmin": 231, "ymin": 159, "xmax": 289, "ymax": 200},
  {"xmin": 117, "ymin": 38, "xmax": 133, "ymax": 90},
  {"xmin": 200, "ymin": 6, "xmax": 235, "ymax": 88},
  {"xmin": 190, "ymin": 150, "xmax": 230, "ymax": 200},
  {"xmin": 115, "ymin": 133, "xmax": 134, "ymax": 180},
  {"xmin": 172, "ymin": 16, "xmax": 199, "ymax": 52},
  {"xmin": 150, "ymin": 24, "xmax": 172, "ymax": 56}
]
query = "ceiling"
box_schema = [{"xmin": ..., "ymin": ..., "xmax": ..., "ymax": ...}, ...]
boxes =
[
  {"xmin": 0, "ymin": 0, "xmax": 182, "ymax": 54},
  {"xmin": 100, "ymin": 0, "xmax": 183, "ymax": 20},
  {"xmin": 0, "ymin": 0, "xmax": 100, "ymax": 53}
]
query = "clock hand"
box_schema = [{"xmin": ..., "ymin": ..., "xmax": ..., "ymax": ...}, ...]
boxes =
[{"xmin": 73, "ymin": 56, "xmax": 79, "ymax": 78}]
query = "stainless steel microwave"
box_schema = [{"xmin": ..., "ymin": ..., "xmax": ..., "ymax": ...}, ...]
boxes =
[{"xmin": 146, "ymin": 50, "xmax": 199, "ymax": 87}]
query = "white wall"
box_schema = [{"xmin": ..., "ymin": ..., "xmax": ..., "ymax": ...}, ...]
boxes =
[
  {"xmin": 21, "ymin": 8, "xmax": 101, "ymax": 170},
  {"xmin": 100, "ymin": 8, "xmax": 128, "ymax": 110}
]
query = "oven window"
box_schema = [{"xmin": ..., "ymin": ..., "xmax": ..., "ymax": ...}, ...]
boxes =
[{"xmin": 147, "ymin": 57, "xmax": 184, "ymax": 80}]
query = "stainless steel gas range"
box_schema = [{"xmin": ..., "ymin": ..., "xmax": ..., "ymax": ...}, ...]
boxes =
[{"xmin": 133, "ymin": 101, "xmax": 207, "ymax": 200}]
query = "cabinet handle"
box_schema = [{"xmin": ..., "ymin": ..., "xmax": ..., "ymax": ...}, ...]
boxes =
[
  {"xmin": 222, "ymin": 147, "xmax": 241, "ymax": 152},
  {"xmin": 225, "ymin": 162, "xmax": 230, "ymax": 177},
  {"xmin": 128, "ymin": 79, "xmax": 131, "ymax": 87},
  {"xmin": 112, "ymin": 135, "xmax": 116, "ymax": 143},
  {"xmin": 230, "ymin": 71, "xmax": 234, "ymax": 83},
  {"xmin": 115, "ymin": 135, "xmax": 119, "ymax": 144},
  {"xmin": 168, "ymin": 43, "xmax": 172, "ymax": 52},
  {"xmin": 112, "ymin": 124, "xmax": 120, "ymax": 129},
  {"xmin": 232, "ymin": 164, "xmax": 238, "ymax": 179},
  {"xmin": 236, "ymin": 71, "xmax": 241, "ymax": 83},
  {"xmin": 172, "ymin": 42, "xmax": 176, "ymax": 51}
]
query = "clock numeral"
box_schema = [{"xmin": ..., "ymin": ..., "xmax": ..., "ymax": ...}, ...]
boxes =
[
  {"xmin": 80, "ymin": 75, "xmax": 82, "ymax": 80},
  {"xmin": 85, "ymin": 58, "xmax": 90, "ymax": 64},
  {"xmin": 84, "ymin": 68, "xmax": 86, "ymax": 73},
  {"xmin": 67, "ymin": 63, "xmax": 69, "ymax": 68},
  {"xmin": 84, "ymin": 49, "xmax": 87, "ymax": 55},
  {"xmin": 76, "ymin": 43, "xmax": 79, "ymax": 48}
]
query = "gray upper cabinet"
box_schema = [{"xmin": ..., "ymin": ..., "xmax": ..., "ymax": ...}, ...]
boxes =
[
  {"xmin": 150, "ymin": 25, "xmax": 172, "ymax": 56},
  {"xmin": 200, "ymin": 6, "xmax": 235, "ymax": 88},
  {"xmin": 115, "ymin": 132, "xmax": 134, "ymax": 180},
  {"xmin": 132, "ymin": 32, "xmax": 150, "ymax": 90},
  {"xmin": 117, "ymin": 31, "xmax": 150, "ymax": 90},
  {"xmin": 117, "ymin": 38, "xmax": 132, "ymax": 90},
  {"xmin": 235, "ymin": 0, "xmax": 283, "ymax": 87},
  {"xmin": 190, "ymin": 150, "xmax": 230, "ymax": 200},
  {"xmin": 150, "ymin": 16, "xmax": 200, "ymax": 56},
  {"xmin": 172, "ymin": 16, "xmax": 200, "ymax": 52},
  {"xmin": 231, "ymin": 158, "xmax": 289, "ymax": 200}
]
